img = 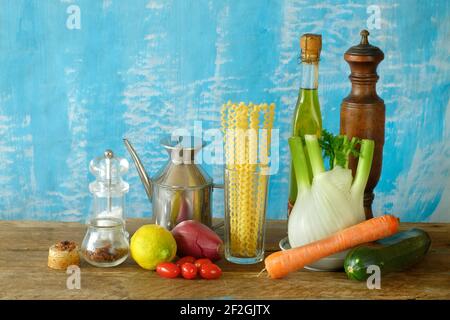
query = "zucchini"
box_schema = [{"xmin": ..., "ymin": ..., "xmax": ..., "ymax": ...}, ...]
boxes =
[{"xmin": 344, "ymin": 228, "xmax": 431, "ymax": 281}]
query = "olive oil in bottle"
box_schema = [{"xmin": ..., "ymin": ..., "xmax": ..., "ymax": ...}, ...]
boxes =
[{"xmin": 288, "ymin": 34, "xmax": 323, "ymax": 214}]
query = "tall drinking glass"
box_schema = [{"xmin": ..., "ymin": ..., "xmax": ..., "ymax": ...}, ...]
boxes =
[{"xmin": 224, "ymin": 168, "xmax": 269, "ymax": 264}]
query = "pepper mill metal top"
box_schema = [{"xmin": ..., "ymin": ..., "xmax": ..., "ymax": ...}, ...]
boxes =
[
  {"xmin": 340, "ymin": 29, "xmax": 385, "ymax": 220},
  {"xmin": 104, "ymin": 149, "xmax": 114, "ymax": 159}
]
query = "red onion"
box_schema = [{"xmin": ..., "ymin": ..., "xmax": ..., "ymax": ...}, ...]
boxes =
[{"xmin": 171, "ymin": 220, "xmax": 223, "ymax": 261}]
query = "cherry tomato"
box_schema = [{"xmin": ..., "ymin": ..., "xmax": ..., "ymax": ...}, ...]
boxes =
[
  {"xmin": 156, "ymin": 262, "xmax": 180, "ymax": 279},
  {"xmin": 176, "ymin": 256, "xmax": 196, "ymax": 267},
  {"xmin": 199, "ymin": 263, "xmax": 222, "ymax": 280},
  {"xmin": 181, "ymin": 262, "xmax": 197, "ymax": 280},
  {"xmin": 194, "ymin": 258, "xmax": 212, "ymax": 269}
]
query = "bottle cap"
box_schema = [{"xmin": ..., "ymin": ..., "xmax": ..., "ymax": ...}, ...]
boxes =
[{"xmin": 300, "ymin": 34, "xmax": 322, "ymax": 62}]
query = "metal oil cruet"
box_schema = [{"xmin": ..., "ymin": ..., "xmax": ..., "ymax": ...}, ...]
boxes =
[
  {"xmin": 124, "ymin": 135, "xmax": 222, "ymax": 230},
  {"xmin": 81, "ymin": 150, "xmax": 130, "ymax": 267}
]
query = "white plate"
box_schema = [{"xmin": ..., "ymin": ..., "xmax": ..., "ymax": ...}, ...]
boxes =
[{"xmin": 279, "ymin": 236, "xmax": 348, "ymax": 271}]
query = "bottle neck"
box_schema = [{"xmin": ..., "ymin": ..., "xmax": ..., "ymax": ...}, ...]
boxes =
[{"xmin": 301, "ymin": 61, "xmax": 319, "ymax": 90}]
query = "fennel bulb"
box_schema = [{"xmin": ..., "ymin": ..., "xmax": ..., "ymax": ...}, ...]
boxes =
[{"xmin": 288, "ymin": 134, "xmax": 374, "ymax": 248}]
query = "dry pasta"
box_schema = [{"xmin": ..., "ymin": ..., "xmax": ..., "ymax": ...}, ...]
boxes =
[{"xmin": 221, "ymin": 101, "xmax": 275, "ymax": 258}]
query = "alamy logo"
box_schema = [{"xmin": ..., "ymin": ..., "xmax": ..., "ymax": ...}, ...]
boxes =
[
  {"xmin": 66, "ymin": 5, "xmax": 81, "ymax": 30},
  {"xmin": 366, "ymin": 265, "xmax": 381, "ymax": 289},
  {"xmin": 367, "ymin": 5, "xmax": 381, "ymax": 30},
  {"xmin": 170, "ymin": 121, "xmax": 280, "ymax": 175},
  {"xmin": 66, "ymin": 265, "xmax": 81, "ymax": 290}
]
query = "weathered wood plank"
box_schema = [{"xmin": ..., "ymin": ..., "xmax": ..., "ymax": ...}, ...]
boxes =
[{"xmin": 0, "ymin": 219, "xmax": 448, "ymax": 300}]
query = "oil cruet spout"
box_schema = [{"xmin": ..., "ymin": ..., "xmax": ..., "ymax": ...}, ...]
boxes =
[{"xmin": 123, "ymin": 138, "xmax": 153, "ymax": 202}]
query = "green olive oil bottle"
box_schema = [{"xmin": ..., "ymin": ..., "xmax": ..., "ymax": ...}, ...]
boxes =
[{"xmin": 288, "ymin": 34, "xmax": 323, "ymax": 214}]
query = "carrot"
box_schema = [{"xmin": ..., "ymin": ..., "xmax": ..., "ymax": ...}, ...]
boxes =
[{"xmin": 265, "ymin": 214, "xmax": 400, "ymax": 279}]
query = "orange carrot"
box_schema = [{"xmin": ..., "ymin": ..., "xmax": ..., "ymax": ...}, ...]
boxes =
[{"xmin": 265, "ymin": 214, "xmax": 400, "ymax": 279}]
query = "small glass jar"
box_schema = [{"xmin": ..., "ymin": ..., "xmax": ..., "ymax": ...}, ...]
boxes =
[{"xmin": 81, "ymin": 218, "xmax": 129, "ymax": 267}]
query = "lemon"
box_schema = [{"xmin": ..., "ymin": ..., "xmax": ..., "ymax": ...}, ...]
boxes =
[{"xmin": 130, "ymin": 224, "xmax": 177, "ymax": 270}]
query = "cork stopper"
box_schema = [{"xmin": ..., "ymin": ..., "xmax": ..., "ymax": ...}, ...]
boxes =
[{"xmin": 300, "ymin": 34, "xmax": 322, "ymax": 62}]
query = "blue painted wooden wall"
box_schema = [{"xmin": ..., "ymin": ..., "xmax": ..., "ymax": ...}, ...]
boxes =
[{"xmin": 0, "ymin": 0, "xmax": 448, "ymax": 222}]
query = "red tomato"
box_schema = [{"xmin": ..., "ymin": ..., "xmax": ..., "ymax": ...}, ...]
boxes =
[
  {"xmin": 156, "ymin": 262, "xmax": 180, "ymax": 279},
  {"xmin": 181, "ymin": 262, "xmax": 197, "ymax": 280},
  {"xmin": 199, "ymin": 263, "xmax": 222, "ymax": 280},
  {"xmin": 176, "ymin": 256, "xmax": 196, "ymax": 267},
  {"xmin": 194, "ymin": 258, "xmax": 212, "ymax": 269}
]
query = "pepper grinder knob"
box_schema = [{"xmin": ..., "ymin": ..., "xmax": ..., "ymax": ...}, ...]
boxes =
[{"xmin": 360, "ymin": 29, "xmax": 369, "ymax": 45}]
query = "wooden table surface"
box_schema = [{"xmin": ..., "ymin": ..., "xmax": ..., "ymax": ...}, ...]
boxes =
[{"xmin": 0, "ymin": 219, "xmax": 449, "ymax": 300}]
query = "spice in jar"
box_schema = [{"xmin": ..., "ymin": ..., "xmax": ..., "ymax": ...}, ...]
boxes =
[{"xmin": 83, "ymin": 244, "xmax": 128, "ymax": 263}]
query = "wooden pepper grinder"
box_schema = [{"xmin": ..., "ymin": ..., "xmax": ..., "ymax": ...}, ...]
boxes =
[{"xmin": 340, "ymin": 30, "xmax": 385, "ymax": 220}]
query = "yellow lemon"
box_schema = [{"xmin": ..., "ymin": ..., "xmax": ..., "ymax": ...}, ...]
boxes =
[{"xmin": 130, "ymin": 224, "xmax": 177, "ymax": 270}]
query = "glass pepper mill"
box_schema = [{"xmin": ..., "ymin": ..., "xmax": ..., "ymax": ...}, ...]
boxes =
[{"xmin": 81, "ymin": 149, "xmax": 130, "ymax": 267}]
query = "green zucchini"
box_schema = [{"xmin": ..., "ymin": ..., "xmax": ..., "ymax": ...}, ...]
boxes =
[{"xmin": 344, "ymin": 228, "xmax": 431, "ymax": 281}]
